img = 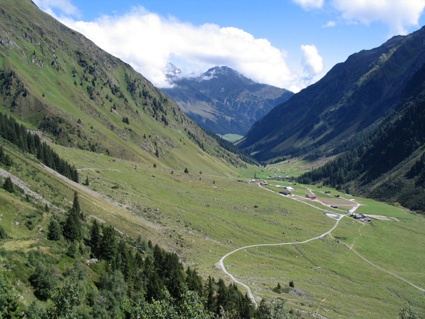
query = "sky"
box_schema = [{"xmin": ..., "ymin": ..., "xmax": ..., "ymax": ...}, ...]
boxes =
[{"xmin": 34, "ymin": 0, "xmax": 425, "ymax": 92}]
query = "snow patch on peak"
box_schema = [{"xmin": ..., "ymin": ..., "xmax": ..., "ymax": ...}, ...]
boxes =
[
  {"xmin": 201, "ymin": 66, "xmax": 244, "ymax": 81},
  {"xmin": 164, "ymin": 63, "xmax": 181, "ymax": 77}
]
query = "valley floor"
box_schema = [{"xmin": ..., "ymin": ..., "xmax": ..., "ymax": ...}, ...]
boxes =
[
  {"xmin": 2, "ymin": 148, "xmax": 424, "ymax": 318},
  {"xmin": 218, "ymin": 182, "xmax": 425, "ymax": 311}
]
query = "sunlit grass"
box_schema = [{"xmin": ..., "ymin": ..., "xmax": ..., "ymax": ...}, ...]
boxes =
[{"xmin": 1, "ymin": 143, "xmax": 424, "ymax": 318}]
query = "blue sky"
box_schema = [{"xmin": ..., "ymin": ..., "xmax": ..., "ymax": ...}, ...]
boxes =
[{"xmin": 34, "ymin": 0, "xmax": 425, "ymax": 91}]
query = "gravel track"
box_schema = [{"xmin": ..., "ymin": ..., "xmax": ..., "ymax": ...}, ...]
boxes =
[{"xmin": 217, "ymin": 184, "xmax": 424, "ymax": 309}]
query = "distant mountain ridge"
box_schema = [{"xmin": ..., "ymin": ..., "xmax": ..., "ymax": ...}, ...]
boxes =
[
  {"xmin": 239, "ymin": 27, "xmax": 425, "ymax": 162},
  {"xmin": 162, "ymin": 66, "xmax": 293, "ymax": 136}
]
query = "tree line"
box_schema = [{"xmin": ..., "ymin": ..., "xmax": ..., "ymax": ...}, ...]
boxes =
[{"xmin": 0, "ymin": 112, "xmax": 78, "ymax": 182}]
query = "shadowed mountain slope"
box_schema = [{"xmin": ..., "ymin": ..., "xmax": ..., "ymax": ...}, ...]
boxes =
[
  {"xmin": 298, "ymin": 62, "xmax": 425, "ymax": 212},
  {"xmin": 239, "ymin": 27, "xmax": 425, "ymax": 163}
]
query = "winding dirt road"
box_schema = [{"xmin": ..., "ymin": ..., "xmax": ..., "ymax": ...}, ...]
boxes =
[{"xmin": 217, "ymin": 184, "xmax": 424, "ymax": 308}]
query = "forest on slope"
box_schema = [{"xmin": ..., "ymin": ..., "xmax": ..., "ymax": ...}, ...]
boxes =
[{"xmin": 239, "ymin": 27, "xmax": 425, "ymax": 164}]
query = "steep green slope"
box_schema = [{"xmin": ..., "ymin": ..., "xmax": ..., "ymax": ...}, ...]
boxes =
[
  {"xmin": 239, "ymin": 27, "xmax": 425, "ymax": 162},
  {"xmin": 0, "ymin": 0, "xmax": 246, "ymax": 174},
  {"xmin": 298, "ymin": 62, "xmax": 425, "ymax": 212},
  {"xmin": 0, "ymin": 139, "xmax": 266, "ymax": 318}
]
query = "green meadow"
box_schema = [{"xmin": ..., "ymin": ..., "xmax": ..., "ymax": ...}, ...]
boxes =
[
  {"xmin": 1, "ymin": 142, "xmax": 424, "ymax": 318},
  {"xmin": 1, "ymin": 2, "xmax": 423, "ymax": 316}
]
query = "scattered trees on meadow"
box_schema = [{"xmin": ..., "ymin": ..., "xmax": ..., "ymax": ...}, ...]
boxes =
[
  {"xmin": 0, "ymin": 112, "xmax": 78, "ymax": 182},
  {"xmin": 23, "ymin": 192, "xmax": 272, "ymax": 318}
]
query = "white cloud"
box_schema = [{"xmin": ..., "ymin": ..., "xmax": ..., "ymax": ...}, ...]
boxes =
[
  {"xmin": 33, "ymin": 0, "xmax": 80, "ymax": 17},
  {"xmin": 323, "ymin": 20, "xmax": 337, "ymax": 28},
  {"xmin": 293, "ymin": 0, "xmax": 324, "ymax": 10},
  {"xmin": 58, "ymin": 7, "xmax": 299, "ymax": 90},
  {"xmin": 301, "ymin": 44, "xmax": 323, "ymax": 75},
  {"xmin": 332, "ymin": 0, "xmax": 425, "ymax": 35}
]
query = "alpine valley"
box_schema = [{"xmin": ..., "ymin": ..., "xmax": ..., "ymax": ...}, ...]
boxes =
[
  {"xmin": 240, "ymin": 27, "xmax": 425, "ymax": 214},
  {"xmin": 0, "ymin": 1, "xmax": 424, "ymax": 319}
]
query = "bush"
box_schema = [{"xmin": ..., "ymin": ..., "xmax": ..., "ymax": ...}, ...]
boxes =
[
  {"xmin": 29, "ymin": 266, "xmax": 57, "ymax": 301},
  {"xmin": 47, "ymin": 219, "xmax": 62, "ymax": 241},
  {"xmin": 3, "ymin": 176, "xmax": 14, "ymax": 193},
  {"xmin": 0, "ymin": 226, "xmax": 8, "ymax": 239}
]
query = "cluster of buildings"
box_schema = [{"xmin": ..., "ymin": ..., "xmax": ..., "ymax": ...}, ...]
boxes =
[
  {"xmin": 349, "ymin": 211, "xmax": 371, "ymax": 223},
  {"xmin": 278, "ymin": 185, "xmax": 295, "ymax": 196}
]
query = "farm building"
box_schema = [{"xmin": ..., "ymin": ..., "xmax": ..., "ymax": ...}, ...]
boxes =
[
  {"xmin": 305, "ymin": 193, "xmax": 317, "ymax": 199},
  {"xmin": 279, "ymin": 190, "xmax": 291, "ymax": 196},
  {"xmin": 249, "ymin": 179, "xmax": 269, "ymax": 186},
  {"xmin": 349, "ymin": 212, "xmax": 371, "ymax": 223}
]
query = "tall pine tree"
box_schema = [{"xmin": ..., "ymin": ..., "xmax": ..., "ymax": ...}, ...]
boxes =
[{"xmin": 63, "ymin": 192, "xmax": 83, "ymax": 241}]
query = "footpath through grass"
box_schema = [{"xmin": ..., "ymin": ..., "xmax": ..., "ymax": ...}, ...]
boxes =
[{"xmin": 2, "ymin": 147, "xmax": 424, "ymax": 318}]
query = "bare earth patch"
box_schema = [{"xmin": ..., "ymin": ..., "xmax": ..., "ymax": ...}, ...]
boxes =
[{"xmin": 366, "ymin": 214, "xmax": 398, "ymax": 222}]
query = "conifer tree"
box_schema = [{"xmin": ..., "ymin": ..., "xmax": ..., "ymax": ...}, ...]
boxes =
[
  {"xmin": 0, "ymin": 146, "xmax": 12, "ymax": 166},
  {"xmin": 204, "ymin": 276, "xmax": 216, "ymax": 313},
  {"xmin": 2, "ymin": 176, "xmax": 14, "ymax": 193},
  {"xmin": 71, "ymin": 191, "xmax": 82, "ymax": 219},
  {"xmin": 47, "ymin": 218, "xmax": 62, "ymax": 241},
  {"xmin": 63, "ymin": 193, "xmax": 82, "ymax": 242},
  {"xmin": 99, "ymin": 225, "xmax": 117, "ymax": 262},
  {"xmin": 89, "ymin": 219, "xmax": 101, "ymax": 258},
  {"xmin": 216, "ymin": 278, "xmax": 229, "ymax": 314},
  {"xmin": 185, "ymin": 267, "xmax": 203, "ymax": 295}
]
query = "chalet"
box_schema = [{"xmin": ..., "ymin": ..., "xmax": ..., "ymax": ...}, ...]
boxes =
[
  {"xmin": 306, "ymin": 193, "xmax": 317, "ymax": 199},
  {"xmin": 284, "ymin": 186, "xmax": 294, "ymax": 191},
  {"xmin": 279, "ymin": 190, "xmax": 291, "ymax": 196}
]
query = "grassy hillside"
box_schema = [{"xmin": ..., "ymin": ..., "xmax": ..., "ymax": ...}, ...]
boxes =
[
  {"xmin": 0, "ymin": 0, "xmax": 246, "ymax": 174},
  {"xmin": 0, "ymin": 1, "xmax": 424, "ymax": 318},
  {"xmin": 1, "ymin": 137, "xmax": 424, "ymax": 318}
]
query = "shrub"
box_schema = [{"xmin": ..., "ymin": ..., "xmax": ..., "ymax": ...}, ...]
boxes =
[
  {"xmin": 2, "ymin": 177, "xmax": 14, "ymax": 193},
  {"xmin": 47, "ymin": 219, "xmax": 62, "ymax": 241},
  {"xmin": 0, "ymin": 226, "xmax": 8, "ymax": 239}
]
